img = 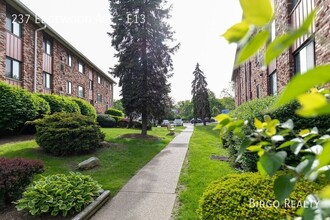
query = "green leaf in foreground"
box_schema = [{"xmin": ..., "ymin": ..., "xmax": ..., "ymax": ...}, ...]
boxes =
[
  {"xmin": 264, "ymin": 10, "xmax": 316, "ymax": 65},
  {"xmin": 274, "ymin": 174, "xmax": 296, "ymax": 203},
  {"xmin": 239, "ymin": 0, "xmax": 273, "ymax": 26},
  {"xmin": 317, "ymin": 141, "xmax": 330, "ymax": 169},
  {"xmin": 222, "ymin": 21, "xmax": 249, "ymax": 43},
  {"xmin": 236, "ymin": 30, "xmax": 270, "ymax": 66},
  {"xmin": 274, "ymin": 65, "xmax": 330, "ymax": 108},
  {"xmin": 257, "ymin": 151, "xmax": 287, "ymax": 177}
]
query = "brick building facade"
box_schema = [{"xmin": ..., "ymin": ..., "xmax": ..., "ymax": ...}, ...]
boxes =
[
  {"xmin": 0, "ymin": 0, "xmax": 115, "ymax": 113},
  {"xmin": 232, "ymin": 0, "xmax": 330, "ymax": 106}
]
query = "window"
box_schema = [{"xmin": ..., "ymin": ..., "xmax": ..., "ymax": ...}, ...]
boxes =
[
  {"xmin": 78, "ymin": 86, "xmax": 84, "ymax": 98},
  {"xmin": 269, "ymin": 72, "xmax": 277, "ymax": 96},
  {"xmin": 294, "ymin": 41, "xmax": 315, "ymax": 75},
  {"xmin": 97, "ymin": 76, "xmax": 101, "ymax": 84},
  {"xmin": 89, "ymin": 80, "xmax": 93, "ymax": 90},
  {"xmin": 78, "ymin": 61, "xmax": 84, "ymax": 73},
  {"xmin": 43, "ymin": 38, "xmax": 52, "ymax": 55},
  {"xmin": 67, "ymin": 54, "xmax": 72, "ymax": 67},
  {"xmin": 291, "ymin": 0, "xmax": 299, "ymax": 10},
  {"xmin": 6, "ymin": 12, "xmax": 21, "ymax": 37},
  {"xmin": 43, "ymin": 72, "xmax": 52, "ymax": 89},
  {"xmin": 256, "ymin": 85, "xmax": 260, "ymax": 98},
  {"xmin": 67, "ymin": 81, "xmax": 72, "ymax": 94},
  {"xmin": 97, "ymin": 94, "xmax": 102, "ymax": 102},
  {"xmin": 5, "ymin": 57, "xmax": 21, "ymax": 80}
]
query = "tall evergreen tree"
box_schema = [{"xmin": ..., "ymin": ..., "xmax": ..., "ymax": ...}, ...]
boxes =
[
  {"xmin": 108, "ymin": 0, "xmax": 179, "ymax": 135},
  {"xmin": 191, "ymin": 63, "xmax": 211, "ymax": 126}
]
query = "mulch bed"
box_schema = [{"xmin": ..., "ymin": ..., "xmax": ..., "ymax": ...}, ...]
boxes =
[{"xmin": 120, "ymin": 133, "xmax": 160, "ymax": 141}]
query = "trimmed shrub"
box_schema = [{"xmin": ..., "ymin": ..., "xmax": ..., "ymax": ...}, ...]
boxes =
[
  {"xmin": 198, "ymin": 172, "xmax": 325, "ymax": 220},
  {"xmin": 105, "ymin": 108, "xmax": 124, "ymax": 117},
  {"xmin": 34, "ymin": 113, "xmax": 105, "ymax": 156},
  {"xmin": 105, "ymin": 108, "xmax": 124, "ymax": 122},
  {"xmin": 38, "ymin": 94, "xmax": 80, "ymax": 114},
  {"xmin": 72, "ymin": 98, "xmax": 97, "ymax": 120},
  {"xmin": 16, "ymin": 172, "xmax": 102, "ymax": 217},
  {"xmin": 0, "ymin": 157, "xmax": 44, "ymax": 207},
  {"xmin": 0, "ymin": 82, "xmax": 50, "ymax": 132},
  {"xmin": 97, "ymin": 114, "xmax": 117, "ymax": 128}
]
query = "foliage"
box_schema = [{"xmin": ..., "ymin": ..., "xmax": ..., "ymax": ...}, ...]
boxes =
[
  {"xmin": 218, "ymin": 97, "xmax": 235, "ymax": 111},
  {"xmin": 177, "ymin": 100, "xmax": 193, "ymax": 121},
  {"xmin": 33, "ymin": 113, "xmax": 105, "ymax": 156},
  {"xmin": 0, "ymin": 157, "xmax": 44, "ymax": 207},
  {"xmin": 38, "ymin": 94, "xmax": 80, "ymax": 114},
  {"xmin": 221, "ymin": 1, "xmax": 330, "ymax": 217},
  {"xmin": 113, "ymin": 99, "xmax": 124, "ymax": 112},
  {"xmin": 72, "ymin": 98, "xmax": 97, "ymax": 120},
  {"xmin": 109, "ymin": 0, "xmax": 179, "ymax": 135},
  {"xmin": 198, "ymin": 172, "xmax": 325, "ymax": 220},
  {"xmin": 0, "ymin": 82, "xmax": 50, "ymax": 132},
  {"xmin": 97, "ymin": 114, "xmax": 117, "ymax": 128},
  {"xmin": 105, "ymin": 108, "xmax": 124, "ymax": 122},
  {"xmin": 191, "ymin": 63, "xmax": 211, "ymax": 125},
  {"xmin": 0, "ymin": 127, "xmax": 182, "ymax": 196},
  {"xmin": 130, "ymin": 121, "xmax": 152, "ymax": 130},
  {"xmin": 15, "ymin": 172, "xmax": 102, "ymax": 217}
]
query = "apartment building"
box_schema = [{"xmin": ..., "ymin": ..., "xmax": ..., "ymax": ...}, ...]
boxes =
[
  {"xmin": 0, "ymin": 0, "xmax": 115, "ymax": 113},
  {"xmin": 232, "ymin": 0, "xmax": 330, "ymax": 106}
]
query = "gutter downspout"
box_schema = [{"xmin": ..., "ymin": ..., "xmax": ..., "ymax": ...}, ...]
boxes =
[{"xmin": 34, "ymin": 24, "xmax": 47, "ymax": 93}]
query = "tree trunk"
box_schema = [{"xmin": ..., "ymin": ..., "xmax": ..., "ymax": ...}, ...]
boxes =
[
  {"xmin": 203, "ymin": 119, "xmax": 206, "ymax": 126},
  {"xmin": 141, "ymin": 112, "xmax": 148, "ymax": 135}
]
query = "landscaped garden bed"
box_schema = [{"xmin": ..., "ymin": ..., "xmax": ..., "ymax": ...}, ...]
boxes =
[{"xmin": 0, "ymin": 126, "xmax": 183, "ymax": 219}]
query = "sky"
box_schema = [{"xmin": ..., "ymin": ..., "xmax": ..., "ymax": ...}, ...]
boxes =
[{"xmin": 19, "ymin": 0, "xmax": 242, "ymax": 102}]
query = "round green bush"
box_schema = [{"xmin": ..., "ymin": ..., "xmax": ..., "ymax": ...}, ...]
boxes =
[
  {"xmin": 15, "ymin": 172, "xmax": 102, "ymax": 217},
  {"xmin": 97, "ymin": 114, "xmax": 117, "ymax": 128},
  {"xmin": 105, "ymin": 108, "xmax": 124, "ymax": 117},
  {"xmin": 34, "ymin": 113, "xmax": 105, "ymax": 156},
  {"xmin": 72, "ymin": 98, "xmax": 97, "ymax": 120},
  {"xmin": 38, "ymin": 94, "xmax": 80, "ymax": 114},
  {"xmin": 198, "ymin": 172, "xmax": 324, "ymax": 220},
  {"xmin": 0, "ymin": 82, "xmax": 50, "ymax": 132}
]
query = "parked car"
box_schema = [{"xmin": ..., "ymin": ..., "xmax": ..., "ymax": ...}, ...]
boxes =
[
  {"xmin": 174, "ymin": 118, "xmax": 183, "ymax": 126},
  {"xmin": 190, "ymin": 118, "xmax": 202, "ymax": 124},
  {"xmin": 161, "ymin": 120, "xmax": 170, "ymax": 127}
]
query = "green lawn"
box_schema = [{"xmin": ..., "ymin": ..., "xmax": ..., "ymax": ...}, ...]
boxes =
[
  {"xmin": 0, "ymin": 127, "xmax": 184, "ymax": 196},
  {"xmin": 175, "ymin": 125, "xmax": 235, "ymax": 219}
]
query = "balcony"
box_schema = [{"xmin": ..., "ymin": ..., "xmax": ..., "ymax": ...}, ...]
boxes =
[{"xmin": 290, "ymin": 0, "xmax": 315, "ymax": 51}]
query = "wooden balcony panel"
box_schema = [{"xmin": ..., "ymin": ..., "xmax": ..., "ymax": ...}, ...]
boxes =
[
  {"xmin": 43, "ymin": 53, "xmax": 52, "ymax": 73},
  {"xmin": 6, "ymin": 32, "xmax": 22, "ymax": 61}
]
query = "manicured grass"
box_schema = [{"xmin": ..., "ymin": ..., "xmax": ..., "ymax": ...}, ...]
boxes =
[
  {"xmin": 0, "ymin": 127, "xmax": 184, "ymax": 196},
  {"xmin": 175, "ymin": 125, "xmax": 235, "ymax": 219}
]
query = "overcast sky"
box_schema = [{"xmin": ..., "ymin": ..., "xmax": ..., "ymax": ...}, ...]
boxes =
[{"xmin": 20, "ymin": 0, "xmax": 242, "ymax": 102}]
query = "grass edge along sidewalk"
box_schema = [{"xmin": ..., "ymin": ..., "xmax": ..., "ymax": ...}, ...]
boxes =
[{"xmin": 174, "ymin": 125, "xmax": 235, "ymax": 219}]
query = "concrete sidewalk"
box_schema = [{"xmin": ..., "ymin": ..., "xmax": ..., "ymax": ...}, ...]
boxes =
[{"xmin": 91, "ymin": 124, "xmax": 193, "ymax": 220}]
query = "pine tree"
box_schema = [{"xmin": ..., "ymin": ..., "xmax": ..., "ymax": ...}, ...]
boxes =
[
  {"xmin": 109, "ymin": 0, "xmax": 179, "ymax": 135},
  {"xmin": 191, "ymin": 63, "xmax": 211, "ymax": 126}
]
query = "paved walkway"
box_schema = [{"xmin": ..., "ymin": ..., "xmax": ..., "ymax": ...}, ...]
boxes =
[{"xmin": 91, "ymin": 124, "xmax": 194, "ymax": 220}]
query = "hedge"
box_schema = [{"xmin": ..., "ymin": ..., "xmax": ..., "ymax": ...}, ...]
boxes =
[
  {"xmin": 72, "ymin": 98, "xmax": 97, "ymax": 120},
  {"xmin": 224, "ymin": 96, "xmax": 330, "ymax": 172},
  {"xmin": 97, "ymin": 114, "xmax": 116, "ymax": 128},
  {"xmin": 38, "ymin": 94, "xmax": 80, "ymax": 114},
  {"xmin": 198, "ymin": 172, "xmax": 325, "ymax": 219},
  {"xmin": 0, "ymin": 82, "xmax": 50, "ymax": 132}
]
